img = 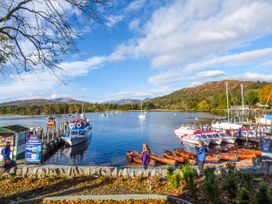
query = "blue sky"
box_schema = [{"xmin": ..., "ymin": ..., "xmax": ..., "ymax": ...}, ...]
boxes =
[{"xmin": 1, "ymin": 0, "xmax": 272, "ymax": 102}]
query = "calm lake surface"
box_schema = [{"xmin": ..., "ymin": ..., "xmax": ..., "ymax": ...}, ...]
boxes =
[{"xmin": 0, "ymin": 112, "xmax": 215, "ymax": 166}]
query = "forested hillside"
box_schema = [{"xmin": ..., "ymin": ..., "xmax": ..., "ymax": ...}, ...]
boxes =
[{"xmin": 151, "ymin": 80, "xmax": 271, "ymax": 111}]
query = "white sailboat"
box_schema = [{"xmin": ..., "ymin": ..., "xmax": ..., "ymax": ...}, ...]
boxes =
[
  {"xmin": 138, "ymin": 100, "xmax": 146, "ymax": 120},
  {"xmin": 211, "ymin": 82, "xmax": 242, "ymax": 130}
]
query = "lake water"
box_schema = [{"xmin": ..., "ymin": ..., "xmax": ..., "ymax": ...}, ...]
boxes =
[{"xmin": 0, "ymin": 112, "xmax": 215, "ymax": 166}]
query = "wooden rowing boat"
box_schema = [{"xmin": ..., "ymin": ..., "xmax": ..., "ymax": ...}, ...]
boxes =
[
  {"xmin": 150, "ymin": 154, "xmax": 176, "ymax": 165},
  {"xmin": 235, "ymin": 153, "xmax": 256, "ymax": 160},
  {"xmin": 164, "ymin": 150, "xmax": 196, "ymax": 165},
  {"xmin": 174, "ymin": 149, "xmax": 196, "ymax": 159},
  {"xmin": 205, "ymin": 155, "xmax": 220, "ymax": 163},
  {"xmin": 164, "ymin": 150, "xmax": 185, "ymax": 163},
  {"xmin": 217, "ymin": 153, "xmax": 238, "ymax": 161},
  {"xmin": 127, "ymin": 150, "xmax": 155, "ymax": 165},
  {"xmin": 236, "ymin": 148, "xmax": 262, "ymax": 157}
]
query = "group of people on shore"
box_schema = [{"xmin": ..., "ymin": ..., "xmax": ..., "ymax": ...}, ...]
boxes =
[{"xmin": 141, "ymin": 142, "xmax": 207, "ymax": 174}]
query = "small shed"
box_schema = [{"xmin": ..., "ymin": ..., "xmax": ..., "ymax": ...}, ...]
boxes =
[{"xmin": 0, "ymin": 125, "xmax": 29, "ymax": 160}]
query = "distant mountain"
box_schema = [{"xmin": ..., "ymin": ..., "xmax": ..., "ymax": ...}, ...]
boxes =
[
  {"xmin": 0, "ymin": 97, "xmax": 89, "ymax": 107},
  {"xmin": 106, "ymin": 98, "xmax": 151, "ymax": 105}
]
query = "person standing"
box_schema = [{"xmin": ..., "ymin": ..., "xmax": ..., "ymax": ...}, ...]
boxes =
[
  {"xmin": 142, "ymin": 144, "xmax": 151, "ymax": 170},
  {"xmin": 1, "ymin": 141, "xmax": 12, "ymax": 162},
  {"xmin": 195, "ymin": 141, "xmax": 206, "ymax": 176}
]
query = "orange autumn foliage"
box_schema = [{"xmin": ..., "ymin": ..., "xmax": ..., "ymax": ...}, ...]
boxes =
[{"xmin": 260, "ymin": 84, "xmax": 272, "ymax": 104}]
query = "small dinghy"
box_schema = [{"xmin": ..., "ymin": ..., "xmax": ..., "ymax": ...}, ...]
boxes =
[
  {"xmin": 150, "ymin": 154, "xmax": 176, "ymax": 165},
  {"xmin": 236, "ymin": 148, "xmax": 262, "ymax": 157},
  {"xmin": 164, "ymin": 150, "xmax": 196, "ymax": 165},
  {"xmin": 217, "ymin": 153, "xmax": 238, "ymax": 161},
  {"xmin": 174, "ymin": 149, "xmax": 196, "ymax": 160},
  {"xmin": 205, "ymin": 155, "xmax": 220, "ymax": 163},
  {"xmin": 127, "ymin": 150, "xmax": 155, "ymax": 165}
]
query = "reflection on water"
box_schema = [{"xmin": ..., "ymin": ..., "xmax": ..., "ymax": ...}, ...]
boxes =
[{"xmin": 0, "ymin": 112, "xmax": 215, "ymax": 166}]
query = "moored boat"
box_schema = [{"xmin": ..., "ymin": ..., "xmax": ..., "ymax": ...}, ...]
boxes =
[
  {"xmin": 235, "ymin": 148, "xmax": 262, "ymax": 157},
  {"xmin": 150, "ymin": 154, "xmax": 176, "ymax": 165},
  {"xmin": 205, "ymin": 155, "xmax": 220, "ymax": 163},
  {"xmin": 164, "ymin": 150, "xmax": 196, "ymax": 165},
  {"xmin": 127, "ymin": 150, "xmax": 155, "ymax": 165},
  {"xmin": 217, "ymin": 153, "xmax": 238, "ymax": 161},
  {"xmin": 174, "ymin": 149, "xmax": 196, "ymax": 160},
  {"xmin": 61, "ymin": 114, "xmax": 91, "ymax": 147}
]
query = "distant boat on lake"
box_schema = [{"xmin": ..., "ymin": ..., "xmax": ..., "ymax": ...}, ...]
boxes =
[{"xmin": 138, "ymin": 100, "xmax": 146, "ymax": 120}]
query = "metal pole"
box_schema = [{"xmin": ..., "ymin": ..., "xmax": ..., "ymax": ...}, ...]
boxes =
[
  {"xmin": 226, "ymin": 82, "xmax": 230, "ymax": 122},
  {"xmin": 241, "ymin": 84, "xmax": 244, "ymax": 122}
]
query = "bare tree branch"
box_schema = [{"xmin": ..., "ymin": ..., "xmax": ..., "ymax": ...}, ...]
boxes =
[{"xmin": 0, "ymin": 0, "xmax": 108, "ymax": 75}]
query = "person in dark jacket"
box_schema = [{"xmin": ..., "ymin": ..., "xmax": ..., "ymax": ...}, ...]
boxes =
[
  {"xmin": 142, "ymin": 144, "xmax": 151, "ymax": 170},
  {"xmin": 1, "ymin": 141, "xmax": 12, "ymax": 162},
  {"xmin": 3, "ymin": 157, "xmax": 17, "ymax": 172},
  {"xmin": 195, "ymin": 141, "xmax": 207, "ymax": 176}
]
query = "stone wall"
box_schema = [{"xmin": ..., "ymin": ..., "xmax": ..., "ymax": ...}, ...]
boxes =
[{"xmin": 0, "ymin": 165, "xmax": 169, "ymax": 178}]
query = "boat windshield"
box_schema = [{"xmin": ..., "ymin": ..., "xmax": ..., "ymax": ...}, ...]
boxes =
[
  {"xmin": 206, "ymin": 134, "xmax": 213, "ymax": 139},
  {"xmin": 69, "ymin": 131, "xmax": 79, "ymax": 136},
  {"xmin": 79, "ymin": 131, "xmax": 86, "ymax": 136},
  {"xmin": 201, "ymin": 134, "xmax": 207, "ymax": 139},
  {"xmin": 213, "ymin": 134, "xmax": 220, "ymax": 138},
  {"xmin": 220, "ymin": 133, "xmax": 228, "ymax": 137}
]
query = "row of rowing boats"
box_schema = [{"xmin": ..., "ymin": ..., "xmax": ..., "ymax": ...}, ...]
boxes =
[{"xmin": 127, "ymin": 148, "xmax": 262, "ymax": 165}]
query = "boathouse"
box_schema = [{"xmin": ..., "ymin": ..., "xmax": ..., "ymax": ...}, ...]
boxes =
[{"xmin": 0, "ymin": 125, "xmax": 29, "ymax": 161}]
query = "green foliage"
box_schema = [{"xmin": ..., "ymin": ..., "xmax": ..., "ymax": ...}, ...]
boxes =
[
  {"xmin": 224, "ymin": 173, "xmax": 238, "ymax": 198},
  {"xmin": 255, "ymin": 182, "xmax": 272, "ymax": 204},
  {"xmin": 238, "ymin": 187, "xmax": 251, "ymax": 204},
  {"xmin": 204, "ymin": 167, "xmax": 220, "ymax": 204},
  {"xmin": 170, "ymin": 173, "xmax": 182, "ymax": 189},
  {"xmin": 239, "ymin": 172, "xmax": 252, "ymax": 190},
  {"xmin": 166, "ymin": 167, "xmax": 181, "ymax": 189},
  {"xmin": 166, "ymin": 167, "xmax": 174, "ymax": 180},
  {"xmin": 181, "ymin": 164, "xmax": 197, "ymax": 197}
]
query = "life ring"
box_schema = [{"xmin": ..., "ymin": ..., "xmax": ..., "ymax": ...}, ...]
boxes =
[
  {"xmin": 69, "ymin": 123, "xmax": 74, "ymax": 129},
  {"xmin": 76, "ymin": 123, "xmax": 82, "ymax": 128}
]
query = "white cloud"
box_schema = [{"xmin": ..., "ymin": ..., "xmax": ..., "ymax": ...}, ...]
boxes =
[
  {"xmin": 125, "ymin": 0, "xmax": 146, "ymax": 12},
  {"xmin": 242, "ymin": 72, "xmax": 272, "ymax": 82},
  {"xmin": 105, "ymin": 15, "xmax": 124, "ymax": 28},
  {"xmin": 149, "ymin": 70, "xmax": 226, "ymax": 86},
  {"xmin": 185, "ymin": 48, "xmax": 272, "ymax": 71},
  {"xmin": 128, "ymin": 18, "xmax": 141, "ymax": 31},
  {"xmin": 149, "ymin": 71, "xmax": 184, "ymax": 86},
  {"xmin": 121, "ymin": 0, "xmax": 272, "ymax": 69},
  {"xmin": 109, "ymin": 87, "xmax": 172, "ymax": 100}
]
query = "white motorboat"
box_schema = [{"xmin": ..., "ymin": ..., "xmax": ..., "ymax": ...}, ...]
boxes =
[
  {"xmin": 217, "ymin": 132, "xmax": 236, "ymax": 144},
  {"xmin": 182, "ymin": 134, "xmax": 211, "ymax": 146},
  {"xmin": 62, "ymin": 114, "xmax": 92, "ymax": 147},
  {"xmin": 174, "ymin": 125, "xmax": 196, "ymax": 138}
]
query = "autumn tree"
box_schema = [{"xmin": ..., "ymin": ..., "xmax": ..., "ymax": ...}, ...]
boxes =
[
  {"xmin": 260, "ymin": 84, "xmax": 272, "ymax": 104},
  {"xmin": 0, "ymin": 0, "xmax": 106, "ymax": 74}
]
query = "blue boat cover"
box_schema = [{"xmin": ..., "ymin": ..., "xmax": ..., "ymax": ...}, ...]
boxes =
[{"xmin": 264, "ymin": 115, "xmax": 272, "ymax": 120}]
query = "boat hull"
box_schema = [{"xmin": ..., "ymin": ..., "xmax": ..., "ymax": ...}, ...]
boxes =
[{"xmin": 62, "ymin": 128, "xmax": 91, "ymax": 147}]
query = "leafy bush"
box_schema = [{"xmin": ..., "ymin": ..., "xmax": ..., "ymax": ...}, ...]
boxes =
[
  {"xmin": 204, "ymin": 167, "xmax": 220, "ymax": 204},
  {"xmin": 238, "ymin": 187, "xmax": 250, "ymax": 204},
  {"xmin": 224, "ymin": 162, "xmax": 238, "ymax": 198},
  {"xmin": 170, "ymin": 173, "xmax": 182, "ymax": 189},
  {"xmin": 166, "ymin": 167, "xmax": 182, "ymax": 189},
  {"xmin": 181, "ymin": 164, "xmax": 197, "ymax": 197},
  {"xmin": 255, "ymin": 182, "xmax": 272, "ymax": 204},
  {"xmin": 166, "ymin": 167, "xmax": 174, "ymax": 180},
  {"xmin": 239, "ymin": 172, "xmax": 252, "ymax": 190}
]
